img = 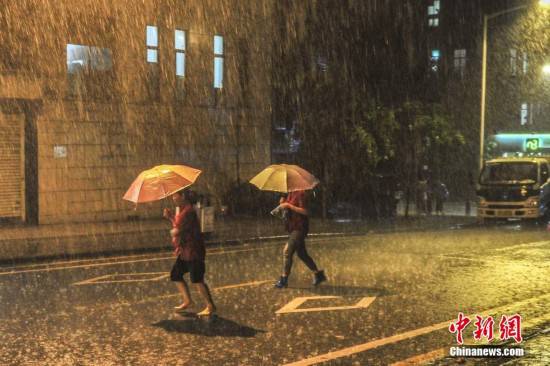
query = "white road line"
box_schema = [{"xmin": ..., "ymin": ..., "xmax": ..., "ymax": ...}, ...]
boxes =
[
  {"xmin": 74, "ymin": 280, "xmax": 272, "ymax": 311},
  {"xmin": 390, "ymin": 312, "xmax": 550, "ymax": 366},
  {"xmin": 0, "ymin": 237, "xmax": 340, "ymax": 277},
  {"xmin": 0, "ymin": 247, "xmax": 275, "ymax": 276},
  {"xmin": 283, "ymin": 292, "xmax": 550, "ymax": 366},
  {"xmin": 72, "ymin": 272, "xmax": 170, "ymax": 286}
]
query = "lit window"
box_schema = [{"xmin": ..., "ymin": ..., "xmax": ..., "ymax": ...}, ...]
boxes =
[
  {"xmin": 67, "ymin": 44, "xmax": 112, "ymax": 73},
  {"xmin": 428, "ymin": 18, "xmax": 439, "ymax": 27},
  {"xmin": 522, "ymin": 52, "xmax": 528, "ymax": 74},
  {"xmin": 431, "ymin": 49, "xmax": 440, "ymax": 71},
  {"xmin": 510, "ymin": 48, "xmax": 517, "ymax": 76},
  {"xmin": 428, "ymin": 0, "xmax": 440, "ymax": 27},
  {"xmin": 214, "ymin": 35, "xmax": 224, "ymax": 89},
  {"xmin": 520, "ymin": 103, "xmax": 529, "ymax": 125},
  {"xmin": 453, "ymin": 49, "xmax": 466, "ymax": 76},
  {"xmin": 66, "ymin": 44, "xmax": 113, "ymax": 96},
  {"xmin": 146, "ymin": 25, "xmax": 158, "ymax": 63},
  {"xmin": 175, "ymin": 29, "xmax": 185, "ymax": 77}
]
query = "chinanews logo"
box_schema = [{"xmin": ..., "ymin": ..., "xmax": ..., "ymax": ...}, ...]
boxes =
[{"xmin": 448, "ymin": 313, "xmax": 525, "ymax": 358}]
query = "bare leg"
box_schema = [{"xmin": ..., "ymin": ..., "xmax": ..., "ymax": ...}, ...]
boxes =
[
  {"xmin": 174, "ymin": 280, "xmax": 193, "ymax": 310},
  {"xmin": 194, "ymin": 282, "xmax": 216, "ymax": 314}
]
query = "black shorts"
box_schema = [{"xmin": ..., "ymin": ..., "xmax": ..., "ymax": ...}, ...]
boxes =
[{"xmin": 170, "ymin": 257, "xmax": 205, "ymax": 283}]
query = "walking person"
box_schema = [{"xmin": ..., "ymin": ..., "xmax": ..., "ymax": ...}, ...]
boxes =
[
  {"xmin": 274, "ymin": 190, "xmax": 327, "ymax": 288},
  {"xmin": 433, "ymin": 180, "xmax": 449, "ymax": 215},
  {"xmin": 163, "ymin": 190, "xmax": 216, "ymax": 316}
]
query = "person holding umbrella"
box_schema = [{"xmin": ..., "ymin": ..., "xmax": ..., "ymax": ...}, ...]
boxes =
[
  {"xmin": 249, "ymin": 164, "xmax": 327, "ymax": 288},
  {"xmin": 123, "ymin": 164, "xmax": 215, "ymax": 315},
  {"xmin": 275, "ymin": 189, "xmax": 326, "ymax": 288},
  {"xmin": 163, "ymin": 189, "xmax": 216, "ymax": 316}
]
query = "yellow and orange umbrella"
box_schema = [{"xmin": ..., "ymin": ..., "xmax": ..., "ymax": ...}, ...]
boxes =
[
  {"xmin": 123, "ymin": 164, "xmax": 201, "ymax": 204},
  {"xmin": 249, "ymin": 164, "xmax": 319, "ymax": 193}
]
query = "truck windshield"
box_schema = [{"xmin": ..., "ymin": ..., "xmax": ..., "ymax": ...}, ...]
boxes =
[{"xmin": 480, "ymin": 162, "xmax": 538, "ymax": 185}]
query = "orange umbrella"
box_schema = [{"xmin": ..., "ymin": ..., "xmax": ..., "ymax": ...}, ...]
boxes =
[
  {"xmin": 249, "ymin": 164, "xmax": 319, "ymax": 193},
  {"xmin": 123, "ymin": 164, "xmax": 202, "ymax": 204}
]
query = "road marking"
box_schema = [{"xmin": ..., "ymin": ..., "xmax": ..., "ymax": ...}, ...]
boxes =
[
  {"xmin": 0, "ymin": 247, "xmax": 276, "ymax": 276},
  {"xmin": 390, "ymin": 312, "xmax": 550, "ymax": 365},
  {"xmin": 283, "ymin": 292, "xmax": 550, "ymax": 366},
  {"xmin": 73, "ymin": 272, "xmax": 170, "ymax": 286},
  {"xmin": 0, "ymin": 236, "xmax": 340, "ymax": 277},
  {"xmin": 276, "ymin": 296, "xmax": 376, "ymax": 314},
  {"xmin": 73, "ymin": 280, "xmax": 272, "ymax": 311}
]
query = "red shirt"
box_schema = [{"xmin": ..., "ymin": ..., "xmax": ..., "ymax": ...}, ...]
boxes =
[
  {"xmin": 284, "ymin": 191, "xmax": 309, "ymax": 234},
  {"xmin": 171, "ymin": 204, "xmax": 205, "ymax": 261}
]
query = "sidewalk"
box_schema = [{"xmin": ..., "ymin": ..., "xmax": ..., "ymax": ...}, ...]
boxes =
[{"xmin": 0, "ymin": 203, "xmax": 477, "ymax": 263}]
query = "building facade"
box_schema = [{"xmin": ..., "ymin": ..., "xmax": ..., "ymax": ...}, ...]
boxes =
[{"xmin": 0, "ymin": 0, "xmax": 273, "ymax": 224}]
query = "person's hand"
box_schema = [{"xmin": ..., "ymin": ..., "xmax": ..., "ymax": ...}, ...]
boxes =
[
  {"xmin": 163, "ymin": 208, "xmax": 172, "ymax": 219},
  {"xmin": 170, "ymin": 228, "xmax": 180, "ymax": 237},
  {"xmin": 279, "ymin": 202, "xmax": 290, "ymax": 209},
  {"xmin": 279, "ymin": 197, "xmax": 285, "ymax": 204}
]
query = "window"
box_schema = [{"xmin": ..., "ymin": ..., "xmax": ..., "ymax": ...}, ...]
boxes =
[
  {"xmin": 66, "ymin": 44, "xmax": 113, "ymax": 97},
  {"xmin": 175, "ymin": 29, "xmax": 185, "ymax": 77},
  {"xmin": 428, "ymin": 0, "xmax": 440, "ymax": 27},
  {"xmin": 520, "ymin": 103, "xmax": 529, "ymax": 125},
  {"xmin": 522, "ymin": 52, "xmax": 528, "ymax": 74},
  {"xmin": 510, "ymin": 48, "xmax": 517, "ymax": 76},
  {"xmin": 453, "ymin": 49, "xmax": 466, "ymax": 76},
  {"xmin": 146, "ymin": 25, "xmax": 158, "ymax": 63},
  {"xmin": 67, "ymin": 44, "xmax": 112, "ymax": 74},
  {"xmin": 430, "ymin": 49, "xmax": 440, "ymax": 72},
  {"xmin": 214, "ymin": 35, "xmax": 224, "ymax": 89}
]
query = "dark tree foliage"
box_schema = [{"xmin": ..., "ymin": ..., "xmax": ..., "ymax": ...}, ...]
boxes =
[{"xmin": 273, "ymin": 0, "xmax": 467, "ymax": 218}]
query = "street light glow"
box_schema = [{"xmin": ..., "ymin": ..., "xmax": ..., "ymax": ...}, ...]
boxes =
[{"xmin": 543, "ymin": 64, "xmax": 550, "ymax": 75}]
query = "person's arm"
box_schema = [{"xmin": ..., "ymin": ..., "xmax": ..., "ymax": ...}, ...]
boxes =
[
  {"xmin": 163, "ymin": 208, "xmax": 175, "ymax": 224},
  {"xmin": 284, "ymin": 203, "xmax": 308, "ymax": 215},
  {"xmin": 280, "ymin": 196, "xmax": 308, "ymax": 216}
]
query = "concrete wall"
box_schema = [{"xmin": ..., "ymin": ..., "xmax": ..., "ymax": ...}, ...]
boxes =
[{"xmin": 0, "ymin": 0, "xmax": 273, "ymax": 224}]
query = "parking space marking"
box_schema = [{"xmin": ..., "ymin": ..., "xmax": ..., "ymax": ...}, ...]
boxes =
[
  {"xmin": 276, "ymin": 296, "xmax": 376, "ymax": 314},
  {"xmin": 284, "ymin": 292, "xmax": 550, "ymax": 366},
  {"xmin": 72, "ymin": 272, "xmax": 170, "ymax": 286}
]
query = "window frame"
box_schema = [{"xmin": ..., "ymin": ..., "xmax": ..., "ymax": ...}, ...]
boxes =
[
  {"xmin": 213, "ymin": 35, "xmax": 224, "ymax": 89},
  {"xmin": 146, "ymin": 25, "xmax": 159, "ymax": 63}
]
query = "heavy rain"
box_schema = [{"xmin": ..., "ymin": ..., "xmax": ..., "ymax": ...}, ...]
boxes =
[{"xmin": 0, "ymin": 0, "xmax": 549, "ymax": 365}]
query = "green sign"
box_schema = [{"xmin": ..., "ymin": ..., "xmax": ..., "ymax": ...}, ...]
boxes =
[{"xmin": 525, "ymin": 138, "xmax": 540, "ymax": 152}]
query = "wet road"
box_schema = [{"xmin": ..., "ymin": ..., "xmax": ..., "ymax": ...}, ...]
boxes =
[{"xmin": 0, "ymin": 223, "xmax": 549, "ymax": 365}]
